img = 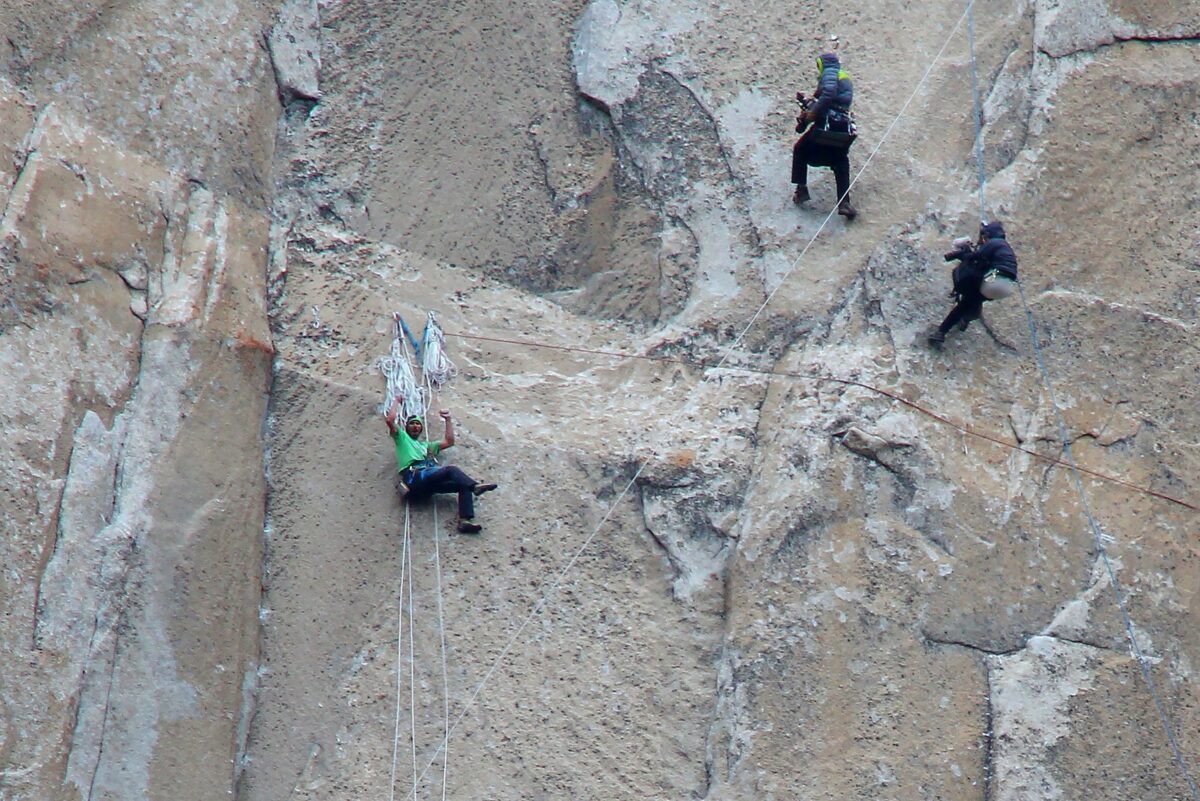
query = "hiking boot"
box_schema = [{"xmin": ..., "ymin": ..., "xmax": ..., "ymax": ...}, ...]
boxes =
[
  {"xmin": 837, "ymin": 200, "xmax": 857, "ymax": 220},
  {"xmin": 458, "ymin": 521, "xmax": 483, "ymax": 534},
  {"xmin": 927, "ymin": 328, "xmax": 946, "ymax": 346},
  {"xmin": 792, "ymin": 185, "xmax": 810, "ymax": 205},
  {"xmin": 472, "ymin": 482, "xmax": 498, "ymax": 497},
  {"xmin": 957, "ymin": 318, "xmax": 970, "ymax": 331}
]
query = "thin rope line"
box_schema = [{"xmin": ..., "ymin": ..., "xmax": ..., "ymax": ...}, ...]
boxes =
[
  {"xmin": 964, "ymin": 0, "xmax": 1197, "ymax": 790},
  {"xmin": 388, "ymin": 505, "xmax": 411, "ymax": 801},
  {"xmin": 1015, "ymin": 283, "xmax": 1200, "ymax": 800},
  {"xmin": 967, "ymin": 0, "xmax": 986, "ymax": 220},
  {"xmin": 406, "ymin": 518, "xmax": 418, "ymax": 800},
  {"xmin": 448, "ymin": 330, "xmax": 1196, "ymax": 512},
  {"xmin": 730, "ymin": 1, "xmax": 976, "ymax": 352},
  {"xmin": 432, "ymin": 502, "xmax": 451, "ymax": 801},
  {"xmin": 403, "ymin": 464, "xmax": 647, "ymax": 799}
]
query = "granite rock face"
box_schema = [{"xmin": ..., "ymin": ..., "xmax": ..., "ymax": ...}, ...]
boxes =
[
  {"xmin": 2, "ymin": 1, "xmax": 1198, "ymax": 800},
  {"xmin": 0, "ymin": 0, "xmax": 274, "ymax": 796}
]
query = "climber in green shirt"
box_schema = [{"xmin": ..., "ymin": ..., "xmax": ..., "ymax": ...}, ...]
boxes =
[{"xmin": 384, "ymin": 397, "xmax": 497, "ymax": 534}]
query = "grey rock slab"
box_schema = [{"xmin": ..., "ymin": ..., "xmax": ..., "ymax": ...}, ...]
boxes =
[{"xmin": 269, "ymin": 0, "xmax": 323, "ymax": 102}]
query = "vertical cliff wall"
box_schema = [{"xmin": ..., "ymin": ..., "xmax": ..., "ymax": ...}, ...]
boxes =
[
  {"xmin": 1, "ymin": 1, "xmax": 1198, "ymax": 800},
  {"xmin": 0, "ymin": 2, "xmax": 276, "ymax": 799}
]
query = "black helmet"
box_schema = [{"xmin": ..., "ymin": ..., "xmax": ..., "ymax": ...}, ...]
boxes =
[{"xmin": 980, "ymin": 221, "xmax": 1006, "ymax": 240}]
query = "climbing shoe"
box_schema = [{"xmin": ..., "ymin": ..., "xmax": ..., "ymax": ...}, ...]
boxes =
[
  {"xmin": 792, "ymin": 185, "xmax": 811, "ymax": 205},
  {"xmin": 472, "ymin": 482, "xmax": 498, "ymax": 497},
  {"xmin": 458, "ymin": 521, "xmax": 483, "ymax": 534},
  {"xmin": 927, "ymin": 329, "xmax": 946, "ymax": 345},
  {"xmin": 837, "ymin": 201, "xmax": 857, "ymax": 220}
]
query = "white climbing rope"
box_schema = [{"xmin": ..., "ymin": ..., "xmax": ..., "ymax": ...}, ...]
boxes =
[
  {"xmin": 421, "ymin": 311, "xmax": 458, "ymax": 388},
  {"xmin": 431, "ymin": 502, "xmax": 451, "ymax": 801},
  {"xmin": 406, "ymin": 520, "xmax": 418, "ymax": 801},
  {"xmin": 966, "ymin": 2, "xmax": 987, "ymax": 222},
  {"xmin": 388, "ymin": 506, "xmax": 413, "ymax": 801},
  {"xmin": 418, "ymin": 339, "xmax": 454, "ymax": 801},
  {"xmin": 379, "ymin": 315, "xmax": 427, "ymax": 422},
  {"xmin": 965, "ymin": 3, "xmax": 1199, "ymax": 797}
]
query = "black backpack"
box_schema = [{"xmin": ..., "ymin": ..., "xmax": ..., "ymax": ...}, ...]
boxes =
[{"xmin": 808, "ymin": 108, "xmax": 857, "ymax": 148}]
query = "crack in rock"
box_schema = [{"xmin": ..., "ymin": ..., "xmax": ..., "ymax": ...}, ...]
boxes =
[{"xmin": 1034, "ymin": 0, "xmax": 1200, "ymax": 59}]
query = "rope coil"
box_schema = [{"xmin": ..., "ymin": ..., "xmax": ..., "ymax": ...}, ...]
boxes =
[
  {"xmin": 422, "ymin": 311, "xmax": 458, "ymax": 388},
  {"xmin": 379, "ymin": 315, "xmax": 427, "ymax": 421}
]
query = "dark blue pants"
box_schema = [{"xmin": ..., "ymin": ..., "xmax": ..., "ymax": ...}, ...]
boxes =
[
  {"xmin": 405, "ymin": 465, "xmax": 476, "ymax": 519},
  {"xmin": 940, "ymin": 261, "xmax": 987, "ymax": 333}
]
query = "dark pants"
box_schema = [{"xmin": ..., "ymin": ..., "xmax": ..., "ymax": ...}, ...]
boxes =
[
  {"xmin": 406, "ymin": 465, "xmax": 477, "ymax": 519},
  {"xmin": 939, "ymin": 262, "xmax": 987, "ymax": 334},
  {"xmin": 792, "ymin": 137, "xmax": 851, "ymax": 203}
]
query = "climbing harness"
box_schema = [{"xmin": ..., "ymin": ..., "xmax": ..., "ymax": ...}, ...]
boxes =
[
  {"xmin": 804, "ymin": 108, "xmax": 858, "ymax": 149},
  {"xmin": 966, "ymin": 1, "xmax": 1200, "ymax": 796}
]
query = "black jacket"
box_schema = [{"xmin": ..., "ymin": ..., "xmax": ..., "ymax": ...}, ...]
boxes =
[{"xmin": 975, "ymin": 236, "xmax": 1018, "ymax": 279}]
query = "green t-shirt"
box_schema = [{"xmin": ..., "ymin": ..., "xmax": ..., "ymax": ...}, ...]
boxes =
[{"xmin": 390, "ymin": 430, "xmax": 441, "ymax": 472}]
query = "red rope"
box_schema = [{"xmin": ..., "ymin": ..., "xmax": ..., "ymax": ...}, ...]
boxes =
[{"xmin": 450, "ymin": 330, "xmax": 1197, "ymax": 512}]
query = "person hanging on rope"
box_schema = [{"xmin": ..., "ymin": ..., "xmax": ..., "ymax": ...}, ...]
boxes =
[
  {"xmin": 791, "ymin": 49, "xmax": 857, "ymax": 220},
  {"xmin": 928, "ymin": 220, "xmax": 1019, "ymax": 345},
  {"xmin": 384, "ymin": 396, "xmax": 498, "ymax": 534}
]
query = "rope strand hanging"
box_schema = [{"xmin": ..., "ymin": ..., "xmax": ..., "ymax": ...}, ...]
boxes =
[
  {"xmin": 380, "ymin": 314, "xmax": 428, "ymax": 422},
  {"xmin": 966, "ymin": 1, "xmax": 1199, "ymax": 795},
  {"xmin": 388, "ymin": 507, "xmax": 415, "ymax": 801},
  {"xmin": 422, "ymin": 311, "xmax": 458, "ymax": 388},
  {"xmin": 431, "ymin": 503, "xmax": 451, "ymax": 801}
]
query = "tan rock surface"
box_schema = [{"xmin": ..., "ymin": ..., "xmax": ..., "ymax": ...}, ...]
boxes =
[
  {"xmin": 0, "ymin": 25, "xmax": 272, "ymax": 799},
  {"xmin": 1, "ymin": 1, "xmax": 1198, "ymax": 800}
]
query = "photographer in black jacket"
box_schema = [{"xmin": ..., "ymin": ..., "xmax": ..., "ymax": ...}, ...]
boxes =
[{"xmin": 928, "ymin": 221, "xmax": 1019, "ymax": 345}]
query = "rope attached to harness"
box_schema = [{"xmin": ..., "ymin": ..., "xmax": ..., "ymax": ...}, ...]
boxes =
[
  {"xmin": 388, "ymin": 506, "xmax": 415, "ymax": 801},
  {"xmin": 431, "ymin": 502, "xmax": 451, "ymax": 801},
  {"xmin": 381, "ymin": 310, "xmax": 457, "ymax": 799}
]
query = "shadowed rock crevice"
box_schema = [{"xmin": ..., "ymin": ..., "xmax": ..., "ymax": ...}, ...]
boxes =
[
  {"xmin": 1039, "ymin": 32, "xmax": 1200, "ymax": 59},
  {"xmin": 81, "ymin": 609, "xmax": 124, "ymax": 801}
]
